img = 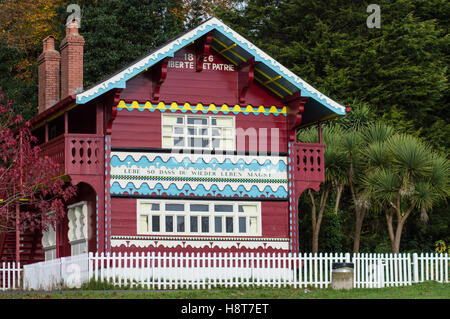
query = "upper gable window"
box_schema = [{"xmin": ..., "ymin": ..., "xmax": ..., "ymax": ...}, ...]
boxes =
[{"xmin": 161, "ymin": 114, "xmax": 235, "ymax": 151}]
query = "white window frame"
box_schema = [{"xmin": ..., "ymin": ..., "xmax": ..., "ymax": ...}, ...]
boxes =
[
  {"xmin": 161, "ymin": 113, "xmax": 236, "ymax": 151},
  {"xmin": 67, "ymin": 201, "xmax": 89, "ymax": 256},
  {"xmin": 137, "ymin": 199, "xmax": 261, "ymax": 237},
  {"xmin": 41, "ymin": 213, "xmax": 57, "ymax": 261}
]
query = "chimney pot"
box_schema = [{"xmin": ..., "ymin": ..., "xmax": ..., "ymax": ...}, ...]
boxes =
[
  {"xmin": 66, "ymin": 19, "xmax": 79, "ymax": 36},
  {"xmin": 42, "ymin": 36, "xmax": 55, "ymax": 52}
]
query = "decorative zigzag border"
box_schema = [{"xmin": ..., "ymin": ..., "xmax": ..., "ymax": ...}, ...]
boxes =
[
  {"xmin": 111, "ymin": 175, "xmax": 288, "ymax": 184},
  {"xmin": 110, "ymin": 182, "xmax": 288, "ymax": 199},
  {"xmin": 111, "ymin": 235, "xmax": 289, "ymax": 242},
  {"xmin": 111, "ymin": 154, "xmax": 288, "ymax": 172},
  {"xmin": 117, "ymin": 101, "xmax": 287, "ymax": 117}
]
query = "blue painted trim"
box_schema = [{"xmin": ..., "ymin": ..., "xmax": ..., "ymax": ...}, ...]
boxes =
[{"xmin": 110, "ymin": 181, "xmax": 288, "ymax": 199}]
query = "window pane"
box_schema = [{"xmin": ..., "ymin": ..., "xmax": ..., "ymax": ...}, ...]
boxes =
[
  {"xmin": 177, "ymin": 216, "xmax": 185, "ymax": 232},
  {"xmin": 190, "ymin": 204, "xmax": 209, "ymax": 212},
  {"xmin": 176, "ymin": 117, "xmax": 183, "ymax": 124},
  {"xmin": 223, "ymin": 139, "xmax": 234, "ymax": 149},
  {"xmin": 212, "ymin": 128, "xmax": 220, "ymax": 136},
  {"xmin": 212, "ymin": 138, "xmax": 220, "ymax": 148},
  {"xmin": 190, "ymin": 216, "xmax": 198, "ymax": 232},
  {"xmin": 152, "ymin": 216, "xmax": 160, "ymax": 232},
  {"xmin": 211, "ymin": 118, "xmax": 217, "ymax": 126},
  {"xmin": 162, "ymin": 126, "xmax": 172, "ymax": 134},
  {"xmin": 202, "ymin": 139, "xmax": 209, "ymax": 147},
  {"xmin": 226, "ymin": 217, "xmax": 233, "ymax": 233},
  {"xmin": 165, "ymin": 204, "xmax": 184, "ymax": 211},
  {"xmin": 239, "ymin": 217, "xmax": 246, "ymax": 233},
  {"xmin": 189, "ymin": 138, "xmax": 203, "ymax": 147},
  {"xmin": 162, "ymin": 137, "xmax": 172, "ymax": 147},
  {"xmin": 250, "ymin": 217, "xmax": 258, "ymax": 234},
  {"xmin": 140, "ymin": 203, "xmax": 152, "ymax": 212},
  {"xmin": 139, "ymin": 216, "xmax": 148, "ymax": 233},
  {"xmin": 163, "ymin": 116, "xmax": 178, "ymax": 125},
  {"xmin": 223, "ymin": 129, "xmax": 233, "ymax": 137},
  {"xmin": 151, "ymin": 204, "xmax": 160, "ymax": 211},
  {"xmin": 165, "ymin": 216, "xmax": 173, "ymax": 232},
  {"xmin": 174, "ymin": 137, "xmax": 184, "ymax": 146},
  {"xmin": 238, "ymin": 205, "xmax": 257, "ymax": 213},
  {"xmin": 188, "ymin": 128, "xmax": 196, "ymax": 135},
  {"xmin": 216, "ymin": 118, "xmax": 233, "ymax": 127},
  {"xmin": 174, "ymin": 127, "xmax": 184, "ymax": 134},
  {"xmin": 188, "ymin": 117, "xmax": 207, "ymax": 125},
  {"xmin": 200, "ymin": 128, "xmax": 208, "ymax": 135},
  {"xmin": 214, "ymin": 217, "xmax": 222, "ymax": 233},
  {"xmin": 201, "ymin": 217, "xmax": 209, "ymax": 233},
  {"xmin": 215, "ymin": 205, "xmax": 233, "ymax": 212}
]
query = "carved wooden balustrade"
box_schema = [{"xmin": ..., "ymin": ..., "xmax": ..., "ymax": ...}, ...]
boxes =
[
  {"xmin": 40, "ymin": 134, "xmax": 104, "ymax": 177},
  {"xmin": 291, "ymin": 142, "xmax": 325, "ymax": 189}
]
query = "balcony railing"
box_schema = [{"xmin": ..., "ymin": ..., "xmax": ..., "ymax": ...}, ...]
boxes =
[
  {"xmin": 291, "ymin": 142, "xmax": 325, "ymax": 184},
  {"xmin": 39, "ymin": 134, "xmax": 104, "ymax": 177}
]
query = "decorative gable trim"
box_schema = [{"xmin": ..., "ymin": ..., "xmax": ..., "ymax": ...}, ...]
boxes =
[{"xmin": 76, "ymin": 18, "xmax": 345, "ymax": 116}]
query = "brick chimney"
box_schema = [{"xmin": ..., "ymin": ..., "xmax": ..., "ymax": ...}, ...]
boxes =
[
  {"xmin": 60, "ymin": 19, "xmax": 85, "ymax": 98},
  {"xmin": 38, "ymin": 36, "xmax": 60, "ymax": 113}
]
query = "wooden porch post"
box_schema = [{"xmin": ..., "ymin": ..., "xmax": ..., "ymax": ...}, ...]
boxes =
[
  {"xmin": 318, "ymin": 122, "xmax": 322, "ymax": 144},
  {"xmin": 64, "ymin": 111, "xmax": 69, "ymax": 134},
  {"xmin": 15, "ymin": 130, "xmax": 23, "ymax": 264}
]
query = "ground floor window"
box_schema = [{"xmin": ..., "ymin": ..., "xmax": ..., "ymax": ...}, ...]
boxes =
[{"xmin": 137, "ymin": 199, "xmax": 261, "ymax": 237}]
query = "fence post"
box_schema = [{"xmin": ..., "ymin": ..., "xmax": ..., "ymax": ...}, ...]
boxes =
[
  {"xmin": 345, "ymin": 252, "xmax": 351, "ymax": 263},
  {"xmin": 88, "ymin": 252, "xmax": 93, "ymax": 283},
  {"xmin": 412, "ymin": 253, "xmax": 419, "ymax": 283}
]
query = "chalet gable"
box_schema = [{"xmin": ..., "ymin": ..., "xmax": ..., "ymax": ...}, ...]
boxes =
[{"xmin": 76, "ymin": 17, "xmax": 346, "ymax": 127}]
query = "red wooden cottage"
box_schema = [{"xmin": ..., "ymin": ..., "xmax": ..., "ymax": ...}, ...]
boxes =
[{"xmin": 0, "ymin": 18, "xmax": 346, "ymax": 264}]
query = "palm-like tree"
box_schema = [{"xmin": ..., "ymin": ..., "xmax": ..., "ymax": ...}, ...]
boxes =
[
  {"xmin": 364, "ymin": 134, "xmax": 449, "ymax": 253},
  {"xmin": 348, "ymin": 123, "xmax": 395, "ymax": 252}
]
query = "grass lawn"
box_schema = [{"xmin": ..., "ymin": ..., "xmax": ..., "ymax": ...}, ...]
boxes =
[{"xmin": 0, "ymin": 281, "xmax": 448, "ymax": 299}]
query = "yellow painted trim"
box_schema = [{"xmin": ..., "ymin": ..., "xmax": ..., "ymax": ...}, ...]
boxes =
[
  {"xmin": 119, "ymin": 100, "xmax": 287, "ymax": 116},
  {"xmin": 212, "ymin": 38, "xmax": 291, "ymax": 98},
  {"xmin": 212, "ymin": 37, "xmax": 247, "ymax": 62},
  {"xmin": 263, "ymin": 75, "xmax": 282, "ymax": 85},
  {"xmin": 210, "ymin": 45, "xmax": 238, "ymax": 66},
  {"xmin": 254, "ymin": 75, "xmax": 284, "ymax": 98},
  {"xmin": 219, "ymin": 43, "xmax": 237, "ymax": 54},
  {"xmin": 255, "ymin": 68, "xmax": 292, "ymax": 95}
]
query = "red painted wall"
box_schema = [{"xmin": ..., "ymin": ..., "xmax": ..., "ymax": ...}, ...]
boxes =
[{"xmin": 108, "ymin": 43, "xmax": 290, "ymax": 254}]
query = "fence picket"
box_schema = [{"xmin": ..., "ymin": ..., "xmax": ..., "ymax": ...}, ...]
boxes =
[{"xmin": 1, "ymin": 251, "xmax": 447, "ymax": 292}]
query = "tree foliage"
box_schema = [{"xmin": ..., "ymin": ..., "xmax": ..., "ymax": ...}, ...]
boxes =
[
  {"xmin": 217, "ymin": 0, "xmax": 449, "ymax": 152},
  {"xmin": 0, "ymin": 89, "xmax": 76, "ymax": 233}
]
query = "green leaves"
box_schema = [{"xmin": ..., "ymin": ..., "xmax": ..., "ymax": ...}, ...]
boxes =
[
  {"xmin": 80, "ymin": 0, "xmax": 185, "ymax": 87},
  {"xmin": 387, "ymin": 134, "xmax": 433, "ymax": 179},
  {"xmin": 219, "ymin": 0, "xmax": 449, "ymax": 151},
  {"xmin": 363, "ymin": 131, "xmax": 449, "ymax": 216}
]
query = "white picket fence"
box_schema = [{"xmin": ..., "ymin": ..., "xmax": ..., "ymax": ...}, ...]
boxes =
[
  {"xmin": 90, "ymin": 252, "xmax": 447, "ymax": 290},
  {"xmin": 1, "ymin": 262, "xmax": 21, "ymax": 291},
  {"xmin": 1, "ymin": 252, "xmax": 449, "ymax": 291},
  {"xmin": 22, "ymin": 254, "xmax": 90, "ymax": 291}
]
